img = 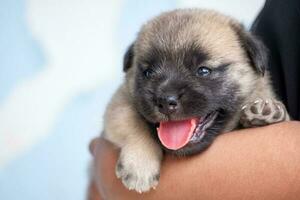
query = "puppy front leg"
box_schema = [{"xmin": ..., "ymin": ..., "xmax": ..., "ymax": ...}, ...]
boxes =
[
  {"xmin": 240, "ymin": 98, "xmax": 290, "ymax": 128},
  {"xmin": 103, "ymin": 85, "xmax": 162, "ymax": 193},
  {"xmin": 116, "ymin": 133, "xmax": 162, "ymax": 193}
]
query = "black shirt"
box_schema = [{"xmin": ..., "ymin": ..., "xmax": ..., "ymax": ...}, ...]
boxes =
[{"xmin": 251, "ymin": 0, "xmax": 300, "ymax": 120}]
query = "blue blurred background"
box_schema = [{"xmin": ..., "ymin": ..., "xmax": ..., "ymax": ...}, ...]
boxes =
[{"xmin": 0, "ymin": 0, "xmax": 264, "ymax": 199}]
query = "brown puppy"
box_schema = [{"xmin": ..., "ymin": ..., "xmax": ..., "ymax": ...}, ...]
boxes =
[{"xmin": 103, "ymin": 9, "xmax": 290, "ymax": 193}]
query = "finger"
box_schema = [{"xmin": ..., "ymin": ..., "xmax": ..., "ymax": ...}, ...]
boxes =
[
  {"xmin": 87, "ymin": 180, "xmax": 104, "ymax": 200},
  {"xmin": 89, "ymin": 137, "xmax": 100, "ymax": 156}
]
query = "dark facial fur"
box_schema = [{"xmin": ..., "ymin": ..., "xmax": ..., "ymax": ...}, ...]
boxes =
[
  {"xmin": 123, "ymin": 9, "xmax": 268, "ymax": 155},
  {"xmin": 132, "ymin": 44, "xmax": 244, "ymax": 155}
]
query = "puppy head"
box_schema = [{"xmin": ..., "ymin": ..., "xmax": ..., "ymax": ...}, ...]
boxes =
[{"xmin": 123, "ymin": 9, "xmax": 268, "ymax": 155}]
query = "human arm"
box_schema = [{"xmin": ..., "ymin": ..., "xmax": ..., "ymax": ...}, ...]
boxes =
[{"xmin": 88, "ymin": 121, "xmax": 300, "ymax": 200}]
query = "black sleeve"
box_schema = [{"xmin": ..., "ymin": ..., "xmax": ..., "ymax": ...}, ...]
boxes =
[{"xmin": 251, "ymin": 0, "xmax": 300, "ymax": 120}]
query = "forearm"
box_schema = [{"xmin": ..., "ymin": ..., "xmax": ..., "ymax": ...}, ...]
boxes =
[{"xmin": 91, "ymin": 121, "xmax": 300, "ymax": 200}]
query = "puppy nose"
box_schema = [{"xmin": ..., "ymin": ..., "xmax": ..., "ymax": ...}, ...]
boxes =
[{"xmin": 157, "ymin": 95, "xmax": 179, "ymax": 114}]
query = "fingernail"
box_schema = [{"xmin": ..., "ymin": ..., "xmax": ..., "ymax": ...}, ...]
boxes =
[
  {"xmin": 241, "ymin": 105, "xmax": 247, "ymax": 110},
  {"xmin": 254, "ymin": 99, "xmax": 261, "ymax": 104}
]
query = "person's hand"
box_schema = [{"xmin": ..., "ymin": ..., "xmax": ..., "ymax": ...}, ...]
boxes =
[
  {"xmin": 88, "ymin": 138, "xmax": 122, "ymax": 200},
  {"xmin": 88, "ymin": 121, "xmax": 300, "ymax": 200}
]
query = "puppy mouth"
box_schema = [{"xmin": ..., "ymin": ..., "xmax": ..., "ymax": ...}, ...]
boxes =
[{"xmin": 157, "ymin": 111, "xmax": 218, "ymax": 150}]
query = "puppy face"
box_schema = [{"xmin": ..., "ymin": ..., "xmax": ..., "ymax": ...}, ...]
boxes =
[{"xmin": 124, "ymin": 9, "xmax": 267, "ymax": 155}]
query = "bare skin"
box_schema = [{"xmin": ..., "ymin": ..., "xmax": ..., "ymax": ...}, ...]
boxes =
[{"xmin": 88, "ymin": 121, "xmax": 300, "ymax": 200}]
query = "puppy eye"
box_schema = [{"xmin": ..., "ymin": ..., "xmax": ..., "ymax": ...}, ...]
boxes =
[
  {"xmin": 197, "ymin": 66, "xmax": 211, "ymax": 77},
  {"xmin": 143, "ymin": 68, "xmax": 154, "ymax": 78}
]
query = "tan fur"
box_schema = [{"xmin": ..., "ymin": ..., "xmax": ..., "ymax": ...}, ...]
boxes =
[
  {"xmin": 103, "ymin": 84, "xmax": 162, "ymax": 192},
  {"xmin": 136, "ymin": 9, "xmax": 246, "ymax": 66},
  {"xmin": 131, "ymin": 9, "xmax": 276, "ymax": 103},
  {"xmin": 102, "ymin": 9, "xmax": 289, "ymax": 193}
]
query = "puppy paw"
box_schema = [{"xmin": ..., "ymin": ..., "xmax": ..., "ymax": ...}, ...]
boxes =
[
  {"xmin": 240, "ymin": 98, "xmax": 289, "ymax": 128},
  {"xmin": 115, "ymin": 150, "xmax": 161, "ymax": 193}
]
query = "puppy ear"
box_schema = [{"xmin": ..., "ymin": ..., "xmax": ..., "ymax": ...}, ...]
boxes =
[
  {"xmin": 123, "ymin": 43, "xmax": 135, "ymax": 72},
  {"xmin": 233, "ymin": 25, "xmax": 268, "ymax": 76}
]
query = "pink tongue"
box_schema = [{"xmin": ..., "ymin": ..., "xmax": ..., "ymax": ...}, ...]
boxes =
[{"xmin": 157, "ymin": 119, "xmax": 197, "ymax": 150}]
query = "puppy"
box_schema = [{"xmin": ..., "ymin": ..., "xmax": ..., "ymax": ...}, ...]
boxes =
[{"xmin": 103, "ymin": 9, "xmax": 290, "ymax": 193}]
